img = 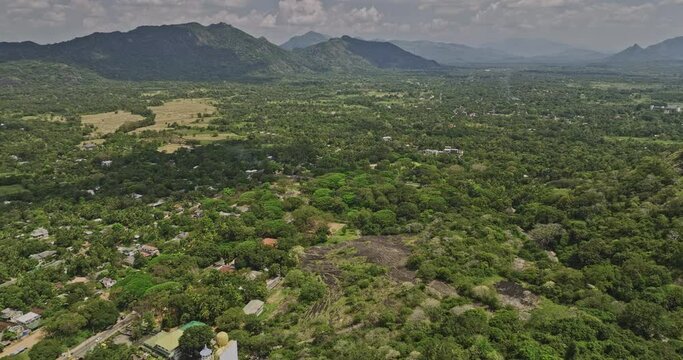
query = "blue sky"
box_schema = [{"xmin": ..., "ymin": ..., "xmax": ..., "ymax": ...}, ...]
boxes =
[{"xmin": 1, "ymin": 0, "xmax": 682, "ymax": 51}]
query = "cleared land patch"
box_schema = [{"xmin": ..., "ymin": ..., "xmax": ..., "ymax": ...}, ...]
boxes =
[
  {"xmin": 82, "ymin": 111, "xmax": 144, "ymax": 137},
  {"xmin": 134, "ymin": 98, "xmax": 216, "ymax": 133}
]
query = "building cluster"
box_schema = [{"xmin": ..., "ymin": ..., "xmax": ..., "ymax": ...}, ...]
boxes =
[
  {"xmin": 651, "ymin": 104, "xmax": 683, "ymax": 114},
  {"xmin": 117, "ymin": 243, "xmax": 160, "ymax": 266},
  {"xmin": 0, "ymin": 308, "xmax": 42, "ymax": 347},
  {"xmin": 422, "ymin": 146, "xmax": 465, "ymax": 156},
  {"xmin": 143, "ymin": 322, "xmax": 238, "ymax": 360}
]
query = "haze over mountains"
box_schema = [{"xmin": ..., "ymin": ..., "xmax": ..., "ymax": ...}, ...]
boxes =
[{"xmin": 1, "ymin": 22, "xmax": 682, "ymax": 81}]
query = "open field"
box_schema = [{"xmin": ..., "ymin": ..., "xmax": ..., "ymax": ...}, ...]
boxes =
[
  {"xmin": 134, "ymin": 98, "xmax": 216, "ymax": 133},
  {"xmin": 0, "ymin": 184, "xmax": 29, "ymax": 197},
  {"xmin": 82, "ymin": 111, "xmax": 144, "ymax": 136},
  {"xmin": 157, "ymin": 143, "xmax": 193, "ymax": 154}
]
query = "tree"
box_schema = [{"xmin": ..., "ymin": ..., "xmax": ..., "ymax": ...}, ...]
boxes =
[
  {"xmin": 178, "ymin": 325, "xmax": 214, "ymax": 359},
  {"xmin": 79, "ymin": 299, "xmax": 119, "ymax": 331},
  {"xmin": 618, "ymin": 300, "xmax": 667, "ymax": 339},
  {"xmin": 28, "ymin": 339, "xmax": 66, "ymax": 360},
  {"xmin": 46, "ymin": 311, "xmax": 87, "ymax": 336}
]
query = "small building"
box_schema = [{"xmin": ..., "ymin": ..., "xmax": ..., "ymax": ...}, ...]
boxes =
[
  {"xmin": 83, "ymin": 143, "xmax": 97, "ymax": 151},
  {"xmin": 29, "ymin": 250, "xmax": 57, "ymax": 262},
  {"xmin": 101, "ymin": 160, "xmax": 113, "ymax": 167},
  {"xmin": 246, "ymin": 271, "xmax": 263, "ymax": 281},
  {"xmin": 243, "ymin": 300, "xmax": 265, "ymax": 316},
  {"xmin": 218, "ymin": 262, "xmax": 236, "ymax": 274},
  {"xmin": 101, "ymin": 277, "xmax": 117, "ymax": 289},
  {"xmin": 382, "ymin": 136, "xmax": 392, "ymax": 141},
  {"xmin": 14, "ymin": 312, "xmax": 41, "ymax": 329},
  {"xmin": 200, "ymin": 345, "xmax": 213, "ymax": 360},
  {"xmin": 140, "ymin": 245, "xmax": 160, "ymax": 258},
  {"xmin": 30, "ymin": 228, "xmax": 49, "ymax": 239},
  {"xmin": 1, "ymin": 308, "xmax": 22, "ymax": 321},
  {"xmin": 266, "ymin": 276, "xmax": 283, "ymax": 291},
  {"xmin": 261, "ymin": 238, "xmax": 278, "ymax": 248},
  {"xmin": 143, "ymin": 322, "xmax": 206, "ymax": 360}
]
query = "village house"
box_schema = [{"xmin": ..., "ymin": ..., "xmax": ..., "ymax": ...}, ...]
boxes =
[
  {"xmin": 140, "ymin": 244, "xmax": 160, "ymax": 258},
  {"xmin": 243, "ymin": 300, "xmax": 265, "ymax": 316},
  {"xmin": 143, "ymin": 321, "xmax": 206, "ymax": 360},
  {"xmin": 1, "ymin": 308, "xmax": 22, "ymax": 321},
  {"xmin": 101, "ymin": 277, "xmax": 117, "ymax": 289},
  {"xmin": 266, "ymin": 276, "xmax": 283, "ymax": 291},
  {"xmin": 30, "ymin": 228, "xmax": 49, "ymax": 239},
  {"xmin": 216, "ymin": 259, "xmax": 236, "ymax": 273},
  {"xmin": 13, "ymin": 312, "xmax": 41, "ymax": 330},
  {"xmin": 101, "ymin": 160, "xmax": 113, "ymax": 167},
  {"xmin": 29, "ymin": 250, "xmax": 57, "ymax": 262}
]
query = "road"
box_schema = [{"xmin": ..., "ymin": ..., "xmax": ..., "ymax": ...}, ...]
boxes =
[
  {"xmin": 0, "ymin": 328, "xmax": 45, "ymax": 358},
  {"xmin": 59, "ymin": 312, "xmax": 138, "ymax": 359}
]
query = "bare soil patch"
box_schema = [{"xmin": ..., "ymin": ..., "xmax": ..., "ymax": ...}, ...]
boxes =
[
  {"xmin": 82, "ymin": 111, "xmax": 144, "ymax": 136},
  {"xmin": 494, "ymin": 280, "xmax": 540, "ymax": 311},
  {"xmin": 134, "ymin": 98, "xmax": 216, "ymax": 133}
]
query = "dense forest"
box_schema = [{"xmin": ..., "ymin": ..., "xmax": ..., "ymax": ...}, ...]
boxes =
[{"xmin": 0, "ymin": 60, "xmax": 682, "ymax": 359}]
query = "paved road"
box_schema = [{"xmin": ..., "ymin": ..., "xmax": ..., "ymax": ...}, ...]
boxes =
[
  {"xmin": 0, "ymin": 328, "xmax": 45, "ymax": 358},
  {"xmin": 59, "ymin": 312, "xmax": 138, "ymax": 359}
]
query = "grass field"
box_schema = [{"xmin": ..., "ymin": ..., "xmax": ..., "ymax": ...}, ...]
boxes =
[
  {"xmin": 157, "ymin": 143, "xmax": 193, "ymax": 154},
  {"xmin": 82, "ymin": 111, "xmax": 144, "ymax": 136},
  {"xmin": 0, "ymin": 184, "xmax": 29, "ymax": 197},
  {"xmin": 134, "ymin": 98, "xmax": 216, "ymax": 133}
]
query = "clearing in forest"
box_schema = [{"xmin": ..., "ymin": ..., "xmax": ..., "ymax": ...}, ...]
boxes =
[
  {"xmin": 81, "ymin": 111, "xmax": 144, "ymax": 136},
  {"xmin": 134, "ymin": 98, "xmax": 216, "ymax": 133}
]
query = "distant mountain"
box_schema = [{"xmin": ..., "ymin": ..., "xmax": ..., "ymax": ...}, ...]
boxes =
[
  {"xmin": 391, "ymin": 40, "xmax": 517, "ymax": 65},
  {"xmin": 484, "ymin": 38, "xmax": 582, "ymax": 57},
  {"xmin": 0, "ymin": 23, "xmax": 307, "ymax": 80},
  {"xmin": 281, "ymin": 31, "xmax": 330, "ymax": 51},
  {"xmin": 610, "ymin": 37, "xmax": 683, "ymax": 62},
  {"xmin": 299, "ymin": 36, "xmax": 440, "ymax": 71}
]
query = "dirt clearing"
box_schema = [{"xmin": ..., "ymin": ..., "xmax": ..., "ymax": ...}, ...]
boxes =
[
  {"xmin": 82, "ymin": 111, "xmax": 144, "ymax": 136},
  {"xmin": 134, "ymin": 98, "xmax": 216, "ymax": 133}
]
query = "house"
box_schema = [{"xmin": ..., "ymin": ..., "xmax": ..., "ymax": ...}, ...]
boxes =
[
  {"xmin": 7, "ymin": 325, "xmax": 30, "ymax": 339},
  {"xmin": 101, "ymin": 160, "xmax": 113, "ymax": 167},
  {"xmin": 243, "ymin": 300, "xmax": 265, "ymax": 316},
  {"xmin": 246, "ymin": 271, "xmax": 263, "ymax": 281},
  {"xmin": 30, "ymin": 228, "xmax": 49, "ymax": 239},
  {"xmin": 142, "ymin": 322, "xmax": 206, "ymax": 360},
  {"xmin": 83, "ymin": 143, "xmax": 97, "ymax": 151},
  {"xmin": 262, "ymin": 238, "xmax": 278, "ymax": 248},
  {"xmin": 101, "ymin": 277, "xmax": 117, "ymax": 289},
  {"xmin": 14, "ymin": 312, "xmax": 41, "ymax": 329},
  {"xmin": 266, "ymin": 276, "xmax": 283, "ymax": 291},
  {"xmin": 217, "ymin": 259, "xmax": 236, "ymax": 274},
  {"xmin": 1, "ymin": 308, "xmax": 22, "ymax": 321},
  {"xmin": 140, "ymin": 245, "xmax": 160, "ymax": 258},
  {"xmin": 382, "ymin": 136, "xmax": 392, "ymax": 141},
  {"xmin": 29, "ymin": 250, "xmax": 57, "ymax": 262}
]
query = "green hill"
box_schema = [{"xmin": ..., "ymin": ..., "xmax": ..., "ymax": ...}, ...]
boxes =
[
  {"xmin": 298, "ymin": 36, "xmax": 441, "ymax": 72},
  {"xmin": 0, "ymin": 23, "xmax": 308, "ymax": 81}
]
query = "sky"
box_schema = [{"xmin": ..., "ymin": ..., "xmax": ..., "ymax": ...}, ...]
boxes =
[{"xmin": 1, "ymin": 0, "xmax": 682, "ymax": 51}]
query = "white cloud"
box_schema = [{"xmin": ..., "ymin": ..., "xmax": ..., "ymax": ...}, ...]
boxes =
[{"xmin": 278, "ymin": 0, "xmax": 327, "ymax": 25}]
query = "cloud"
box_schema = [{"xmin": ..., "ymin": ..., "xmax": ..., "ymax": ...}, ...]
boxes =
[
  {"xmin": 278, "ymin": 0, "xmax": 327, "ymax": 25},
  {"xmin": 0, "ymin": 0, "xmax": 682, "ymax": 49}
]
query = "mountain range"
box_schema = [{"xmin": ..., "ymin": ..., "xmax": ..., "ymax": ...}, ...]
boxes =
[
  {"xmin": 0, "ymin": 23, "xmax": 439, "ymax": 80},
  {"xmin": 609, "ymin": 37, "xmax": 683, "ymax": 62},
  {"xmin": 1, "ymin": 22, "xmax": 683, "ymax": 81}
]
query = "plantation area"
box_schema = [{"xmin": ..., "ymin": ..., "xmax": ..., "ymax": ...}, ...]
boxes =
[{"xmin": 0, "ymin": 62, "xmax": 682, "ymax": 359}]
